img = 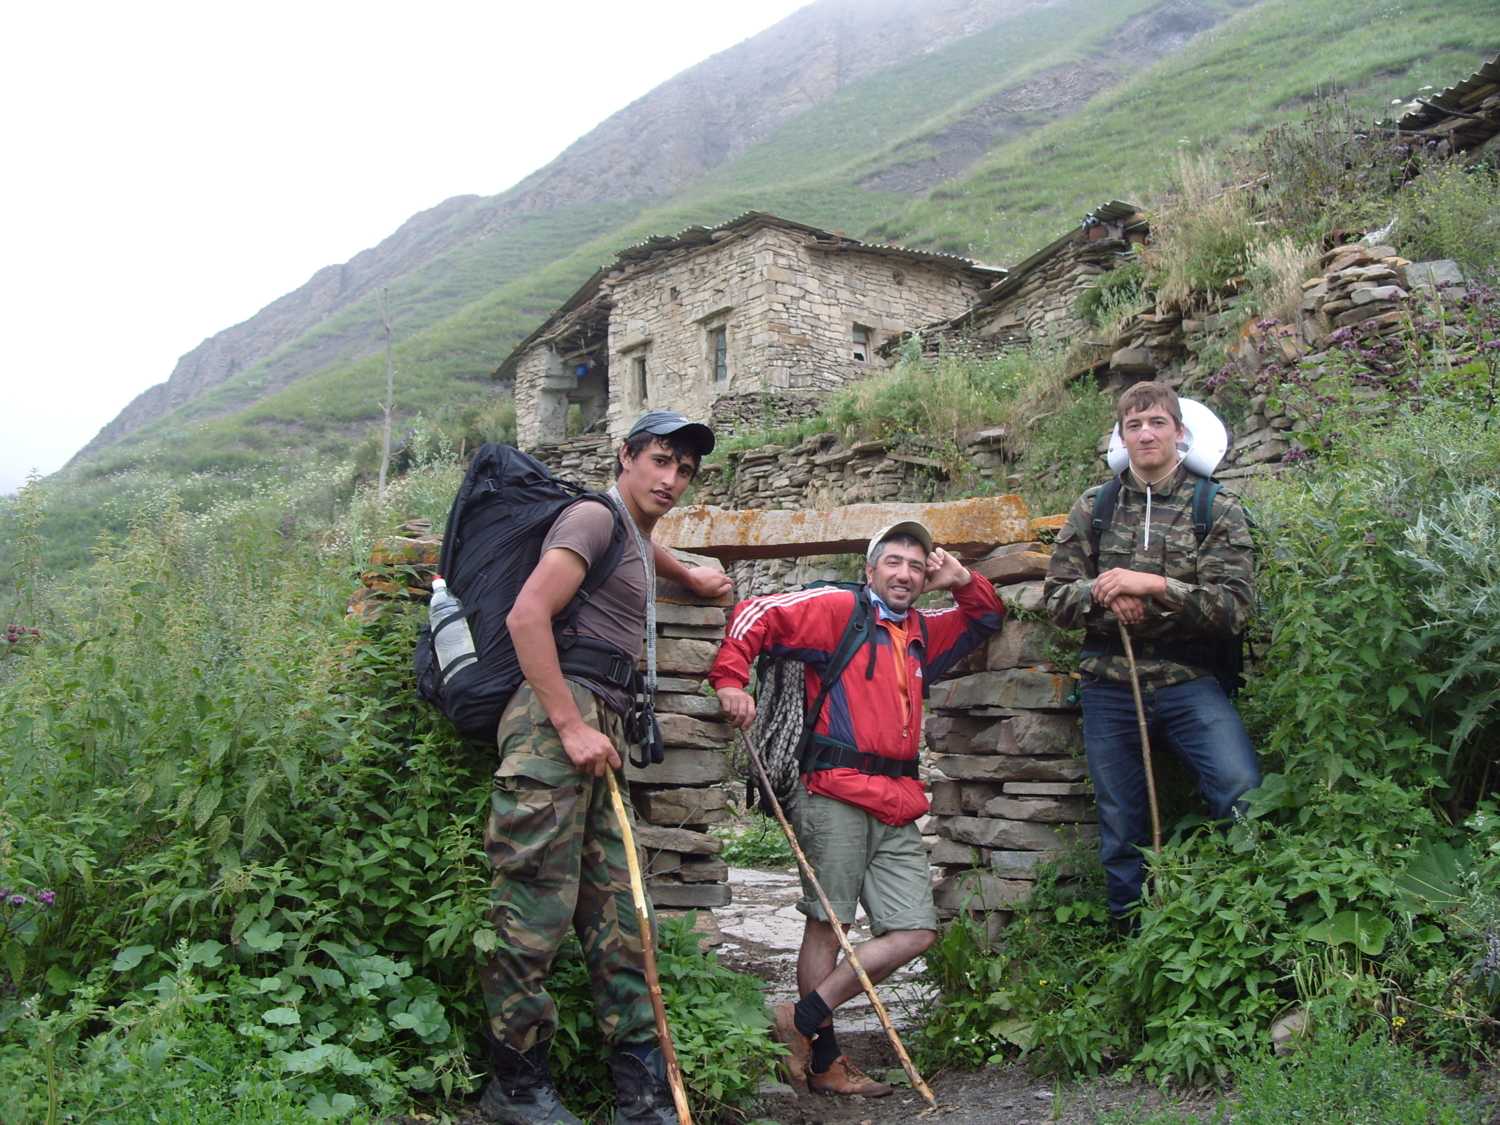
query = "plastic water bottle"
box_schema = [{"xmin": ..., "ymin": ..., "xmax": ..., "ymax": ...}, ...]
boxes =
[{"xmin": 429, "ymin": 577, "xmax": 477, "ymax": 683}]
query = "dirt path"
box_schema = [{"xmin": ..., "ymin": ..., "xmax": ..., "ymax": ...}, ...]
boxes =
[{"xmin": 713, "ymin": 866, "xmax": 1214, "ymax": 1125}]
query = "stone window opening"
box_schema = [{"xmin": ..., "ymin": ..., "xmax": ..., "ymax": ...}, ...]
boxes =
[
  {"xmin": 709, "ymin": 326, "xmax": 728, "ymax": 383},
  {"xmin": 632, "ymin": 353, "xmax": 649, "ymax": 406},
  {"xmin": 853, "ymin": 324, "xmax": 873, "ymax": 363}
]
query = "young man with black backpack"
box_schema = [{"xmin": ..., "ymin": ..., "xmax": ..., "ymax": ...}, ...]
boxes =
[
  {"xmin": 478, "ymin": 411, "xmax": 728, "ymax": 1125},
  {"xmin": 1044, "ymin": 382, "xmax": 1259, "ymax": 925},
  {"xmin": 710, "ymin": 523, "xmax": 1003, "ymax": 1097}
]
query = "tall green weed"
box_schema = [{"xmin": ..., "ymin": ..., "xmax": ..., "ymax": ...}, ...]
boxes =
[
  {"xmin": 1398, "ymin": 163, "xmax": 1500, "ymax": 276},
  {"xmin": 0, "ymin": 461, "xmax": 781, "ymax": 1120}
]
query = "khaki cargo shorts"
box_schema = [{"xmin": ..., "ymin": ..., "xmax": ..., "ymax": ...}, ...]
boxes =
[{"xmin": 784, "ymin": 785, "xmax": 936, "ymax": 935}]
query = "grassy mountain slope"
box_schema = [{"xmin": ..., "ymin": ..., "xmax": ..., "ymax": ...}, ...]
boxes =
[
  {"xmin": 873, "ymin": 0, "xmax": 1498, "ymax": 257},
  {"xmin": 27, "ymin": 0, "xmax": 1500, "ymax": 574}
]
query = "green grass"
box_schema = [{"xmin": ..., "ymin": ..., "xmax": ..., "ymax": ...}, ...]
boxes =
[{"xmin": 870, "ymin": 0, "xmax": 1497, "ymax": 262}]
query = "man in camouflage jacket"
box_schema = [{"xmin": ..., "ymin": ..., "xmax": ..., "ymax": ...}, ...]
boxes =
[{"xmin": 1044, "ymin": 382, "xmax": 1259, "ymax": 920}]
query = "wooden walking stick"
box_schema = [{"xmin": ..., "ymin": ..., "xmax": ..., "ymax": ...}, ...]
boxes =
[
  {"xmin": 738, "ymin": 730, "xmax": 939, "ymax": 1111},
  {"xmin": 1117, "ymin": 622, "xmax": 1162, "ymax": 856},
  {"xmin": 603, "ymin": 767, "xmax": 694, "ymax": 1125}
]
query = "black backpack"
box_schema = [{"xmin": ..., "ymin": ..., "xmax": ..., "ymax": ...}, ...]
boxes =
[
  {"xmin": 414, "ymin": 444, "xmax": 647, "ymax": 748},
  {"xmin": 1084, "ymin": 472, "xmax": 1247, "ymax": 694}
]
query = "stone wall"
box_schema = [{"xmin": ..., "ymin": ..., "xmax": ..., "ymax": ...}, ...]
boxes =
[
  {"xmin": 921, "ymin": 549, "xmax": 1095, "ymax": 927},
  {"xmin": 963, "ymin": 236, "xmax": 1140, "ymax": 350}
]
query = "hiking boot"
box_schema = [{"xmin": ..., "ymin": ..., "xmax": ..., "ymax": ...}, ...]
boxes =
[
  {"xmin": 478, "ymin": 1038, "xmax": 583, "ymax": 1125},
  {"xmin": 769, "ymin": 1003, "xmax": 811, "ymax": 1094},
  {"xmin": 609, "ymin": 1047, "xmax": 680, "ymax": 1125},
  {"xmin": 807, "ymin": 1054, "xmax": 893, "ymax": 1098}
]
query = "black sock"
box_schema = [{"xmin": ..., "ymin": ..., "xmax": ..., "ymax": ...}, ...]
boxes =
[
  {"xmin": 792, "ymin": 990, "xmax": 831, "ymax": 1041},
  {"xmin": 809, "ymin": 1025, "xmax": 841, "ymax": 1074},
  {"xmin": 619, "ymin": 1041, "xmax": 656, "ymax": 1062}
]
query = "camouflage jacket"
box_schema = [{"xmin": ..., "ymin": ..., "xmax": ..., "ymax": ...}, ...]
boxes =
[{"xmin": 1044, "ymin": 467, "xmax": 1254, "ymax": 690}]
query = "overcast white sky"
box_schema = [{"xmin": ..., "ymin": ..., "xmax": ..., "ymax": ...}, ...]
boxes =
[{"xmin": 0, "ymin": 0, "xmax": 812, "ymax": 495}]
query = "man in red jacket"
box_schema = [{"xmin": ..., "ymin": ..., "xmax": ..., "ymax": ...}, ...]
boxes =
[{"xmin": 710, "ymin": 521, "xmax": 1004, "ymax": 1097}]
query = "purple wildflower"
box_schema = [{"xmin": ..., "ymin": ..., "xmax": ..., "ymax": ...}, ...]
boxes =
[{"xmin": 6, "ymin": 894, "xmax": 26, "ymax": 907}]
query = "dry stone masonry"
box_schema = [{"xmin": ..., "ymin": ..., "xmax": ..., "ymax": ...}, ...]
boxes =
[
  {"xmin": 921, "ymin": 538, "xmax": 1095, "ymax": 925},
  {"xmin": 501, "ymin": 212, "xmax": 1000, "ymax": 449}
]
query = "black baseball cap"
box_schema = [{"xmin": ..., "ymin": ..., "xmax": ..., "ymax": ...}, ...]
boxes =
[{"xmin": 626, "ymin": 410, "xmax": 715, "ymax": 456}]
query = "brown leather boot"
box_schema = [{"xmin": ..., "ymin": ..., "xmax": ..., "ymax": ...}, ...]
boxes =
[
  {"xmin": 769, "ymin": 1004, "xmax": 811, "ymax": 1094},
  {"xmin": 807, "ymin": 1054, "xmax": 894, "ymax": 1098}
]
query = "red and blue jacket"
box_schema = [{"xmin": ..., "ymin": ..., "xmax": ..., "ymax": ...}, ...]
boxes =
[{"xmin": 709, "ymin": 577, "xmax": 1004, "ymax": 826}]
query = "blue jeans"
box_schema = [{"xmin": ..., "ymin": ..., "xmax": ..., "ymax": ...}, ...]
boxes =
[{"xmin": 1081, "ymin": 674, "xmax": 1260, "ymax": 917}]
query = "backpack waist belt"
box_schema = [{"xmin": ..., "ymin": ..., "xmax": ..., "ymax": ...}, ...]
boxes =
[
  {"xmin": 1080, "ymin": 635, "xmax": 1220, "ymax": 668},
  {"xmin": 806, "ymin": 734, "xmax": 920, "ymax": 779},
  {"xmin": 557, "ymin": 635, "xmax": 639, "ymax": 691}
]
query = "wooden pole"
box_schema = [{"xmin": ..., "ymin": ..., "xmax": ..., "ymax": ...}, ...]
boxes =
[
  {"xmin": 739, "ymin": 731, "xmax": 938, "ymax": 1110},
  {"xmin": 1118, "ymin": 623, "xmax": 1162, "ymax": 856},
  {"xmin": 377, "ymin": 287, "xmax": 395, "ymax": 501},
  {"xmin": 603, "ymin": 767, "xmax": 693, "ymax": 1125}
]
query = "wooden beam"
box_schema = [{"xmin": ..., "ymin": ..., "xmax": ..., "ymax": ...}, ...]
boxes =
[{"xmin": 655, "ymin": 496, "xmax": 1031, "ymax": 561}]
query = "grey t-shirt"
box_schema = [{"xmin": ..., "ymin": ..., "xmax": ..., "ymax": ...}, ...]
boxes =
[{"xmin": 539, "ymin": 498, "xmax": 648, "ymax": 716}]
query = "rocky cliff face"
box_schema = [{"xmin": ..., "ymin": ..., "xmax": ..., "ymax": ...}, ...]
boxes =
[
  {"xmin": 71, "ymin": 0, "xmax": 1048, "ymax": 466},
  {"xmin": 485, "ymin": 0, "xmax": 1053, "ymax": 217}
]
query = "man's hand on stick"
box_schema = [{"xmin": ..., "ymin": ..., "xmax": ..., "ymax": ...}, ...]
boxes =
[{"xmin": 716, "ymin": 686, "xmax": 756, "ymax": 729}]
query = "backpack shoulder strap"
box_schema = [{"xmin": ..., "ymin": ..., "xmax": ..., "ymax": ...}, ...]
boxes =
[
  {"xmin": 1087, "ymin": 476, "xmax": 1124, "ymax": 556},
  {"xmin": 797, "ymin": 588, "xmax": 875, "ymax": 756},
  {"xmin": 554, "ymin": 494, "xmax": 627, "ymax": 634},
  {"xmin": 1192, "ymin": 476, "xmax": 1223, "ymax": 546}
]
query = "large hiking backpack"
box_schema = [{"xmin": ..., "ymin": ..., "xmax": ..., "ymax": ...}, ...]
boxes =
[
  {"xmin": 1083, "ymin": 472, "xmax": 1248, "ymax": 694},
  {"xmin": 413, "ymin": 443, "xmax": 635, "ymax": 745},
  {"xmin": 744, "ymin": 582, "xmax": 927, "ymax": 810}
]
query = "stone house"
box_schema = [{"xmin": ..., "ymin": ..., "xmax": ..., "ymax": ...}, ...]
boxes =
[
  {"xmin": 904, "ymin": 201, "xmax": 1149, "ymax": 361},
  {"xmin": 497, "ymin": 211, "xmax": 1004, "ymax": 449}
]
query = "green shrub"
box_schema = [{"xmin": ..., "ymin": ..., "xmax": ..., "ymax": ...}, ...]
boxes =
[
  {"xmin": 1228, "ymin": 1031, "xmax": 1478, "ymax": 1124},
  {"xmin": 1398, "ymin": 163, "xmax": 1500, "ymax": 275},
  {"xmin": 713, "ymin": 818, "xmax": 795, "ymax": 869},
  {"xmin": 1075, "ymin": 258, "xmax": 1150, "ymax": 328},
  {"xmin": 0, "ymin": 462, "xmax": 782, "ymax": 1120}
]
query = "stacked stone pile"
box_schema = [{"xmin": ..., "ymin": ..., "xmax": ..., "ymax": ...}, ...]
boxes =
[
  {"xmin": 920, "ymin": 533, "xmax": 1096, "ymax": 927},
  {"xmin": 632, "ymin": 550, "xmax": 736, "ymax": 914},
  {"xmin": 1298, "ymin": 243, "xmax": 1413, "ymax": 345},
  {"xmin": 347, "ymin": 520, "xmax": 440, "ymax": 620},
  {"xmin": 526, "ymin": 433, "xmax": 616, "ymax": 492},
  {"xmin": 346, "ymin": 531, "xmax": 738, "ymax": 918},
  {"xmin": 1104, "ymin": 309, "xmax": 1187, "ymax": 387}
]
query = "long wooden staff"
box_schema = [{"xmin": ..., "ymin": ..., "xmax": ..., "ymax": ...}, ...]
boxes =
[
  {"xmin": 603, "ymin": 767, "xmax": 693, "ymax": 1125},
  {"xmin": 738, "ymin": 730, "xmax": 938, "ymax": 1110},
  {"xmin": 1117, "ymin": 623, "xmax": 1162, "ymax": 856}
]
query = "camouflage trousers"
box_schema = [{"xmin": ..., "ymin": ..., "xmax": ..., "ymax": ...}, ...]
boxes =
[{"xmin": 478, "ymin": 680, "xmax": 655, "ymax": 1053}]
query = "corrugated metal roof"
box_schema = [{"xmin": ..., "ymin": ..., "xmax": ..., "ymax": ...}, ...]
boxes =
[{"xmin": 1392, "ymin": 54, "xmax": 1500, "ymax": 152}]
